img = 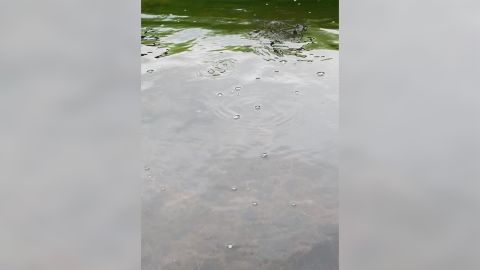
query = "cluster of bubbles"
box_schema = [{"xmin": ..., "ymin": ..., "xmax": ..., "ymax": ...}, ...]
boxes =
[
  {"xmin": 210, "ymin": 63, "xmax": 327, "ymax": 249},
  {"xmin": 211, "ymin": 65, "xmax": 326, "ymax": 250}
]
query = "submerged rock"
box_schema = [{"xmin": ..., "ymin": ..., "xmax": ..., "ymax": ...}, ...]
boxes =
[
  {"xmin": 249, "ymin": 21, "xmax": 310, "ymax": 57},
  {"xmin": 253, "ymin": 21, "xmax": 308, "ymax": 42}
]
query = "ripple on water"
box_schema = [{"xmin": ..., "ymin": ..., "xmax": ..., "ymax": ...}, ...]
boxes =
[
  {"xmin": 199, "ymin": 58, "xmax": 237, "ymax": 78},
  {"xmin": 207, "ymin": 87, "xmax": 300, "ymax": 130}
]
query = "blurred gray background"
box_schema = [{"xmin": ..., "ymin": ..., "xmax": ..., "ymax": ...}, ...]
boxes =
[
  {"xmin": 0, "ymin": 0, "xmax": 140, "ymax": 269},
  {"xmin": 341, "ymin": 0, "xmax": 480, "ymax": 269}
]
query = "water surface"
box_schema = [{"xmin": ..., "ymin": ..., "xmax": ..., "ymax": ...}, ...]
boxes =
[{"xmin": 142, "ymin": 1, "xmax": 338, "ymax": 269}]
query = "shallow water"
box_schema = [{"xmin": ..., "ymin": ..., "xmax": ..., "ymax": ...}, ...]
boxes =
[{"xmin": 142, "ymin": 1, "xmax": 338, "ymax": 269}]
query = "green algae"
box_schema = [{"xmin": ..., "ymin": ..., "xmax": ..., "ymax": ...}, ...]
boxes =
[{"xmin": 141, "ymin": 0, "xmax": 339, "ymax": 57}]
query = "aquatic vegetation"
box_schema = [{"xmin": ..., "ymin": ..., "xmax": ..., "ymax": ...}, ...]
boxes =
[
  {"xmin": 221, "ymin": 45, "xmax": 255, "ymax": 53},
  {"xmin": 141, "ymin": 21, "xmax": 338, "ymax": 57},
  {"xmin": 164, "ymin": 39, "xmax": 196, "ymax": 54},
  {"xmin": 141, "ymin": 0, "xmax": 338, "ymax": 57},
  {"xmin": 142, "ymin": 0, "xmax": 338, "ymax": 23},
  {"xmin": 142, "ymin": 38, "xmax": 196, "ymax": 56},
  {"xmin": 302, "ymin": 28, "xmax": 339, "ymax": 50}
]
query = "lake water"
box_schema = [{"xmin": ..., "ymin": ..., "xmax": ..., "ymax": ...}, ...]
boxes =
[{"xmin": 142, "ymin": 1, "xmax": 338, "ymax": 269}]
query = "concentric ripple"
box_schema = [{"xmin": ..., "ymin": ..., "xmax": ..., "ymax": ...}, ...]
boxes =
[
  {"xmin": 198, "ymin": 58, "xmax": 237, "ymax": 78},
  {"xmin": 207, "ymin": 85, "xmax": 300, "ymax": 130}
]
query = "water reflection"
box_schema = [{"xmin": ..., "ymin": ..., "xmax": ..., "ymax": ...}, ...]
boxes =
[{"xmin": 142, "ymin": 1, "xmax": 338, "ymax": 269}]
